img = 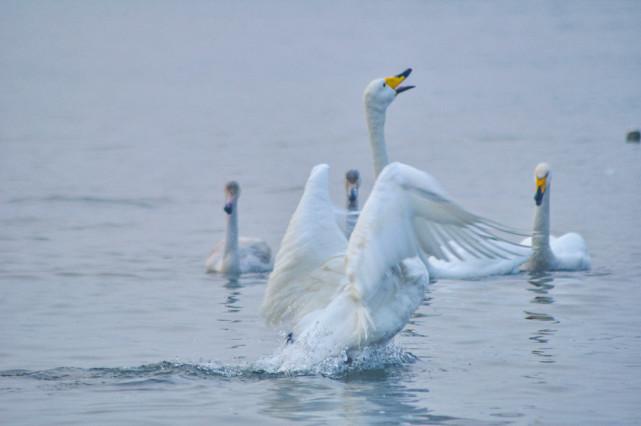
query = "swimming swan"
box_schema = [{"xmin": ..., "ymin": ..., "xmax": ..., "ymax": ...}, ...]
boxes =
[
  {"xmin": 521, "ymin": 163, "xmax": 591, "ymax": 272},
  {"xmin": 205, "ymin": 181, "xmax": 273, "ymax": 275},
  {"xmin": 262, "ymin": 162, "xmax": 525, "ymax": 365}
]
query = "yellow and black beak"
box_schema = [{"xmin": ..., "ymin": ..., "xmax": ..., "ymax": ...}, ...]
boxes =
[
  {"xmin": 534, "ymin": 176, "xmax": 547, "ymax": 206},
  {"xmin": 385, "ymin": 68, "xmax": 415, "ymax": 94}
]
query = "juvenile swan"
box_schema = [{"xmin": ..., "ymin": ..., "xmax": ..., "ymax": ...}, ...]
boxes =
[
  {"xmin": 344, "ymin": 169, "xmax": 361, "ymax": 238},
  {"xmin": 206, "ymin": 181, "xmax": 273, "ymax": 275},
  {"xmin": 522, "ymin": 163, "xmax": 591, "ymax": 272}
]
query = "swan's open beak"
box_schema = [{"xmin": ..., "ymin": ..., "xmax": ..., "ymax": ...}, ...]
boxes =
[
  {"xmin": 534, "ymin": 176, "xmax": 547, "ymax": 206},
  {"xmin": 385, "ymin": 68, "xmax": 415, "ymax": 95},
  {"xmin": 223, "ymin": 201, "xmax": 233, "ymax": 214}
]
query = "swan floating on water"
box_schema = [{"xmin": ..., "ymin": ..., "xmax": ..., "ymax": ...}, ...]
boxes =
[
  {"xmin": 262, "ymin": 162, "xmax": 525, "ymax": 367},
  {"xmin": 344, "ymin": 169, "xmax": 360, "ymax": 238},
  {"xmin": 206, "ymin": 181, "xmax": 273, "ymax": 275},
  {"xmin": 429, "ymin": 163, "xmax": 591, "ymax": 277},
  {"xmin": 521, "ymin": 163, "xmax": 591, "ymax": 272}
]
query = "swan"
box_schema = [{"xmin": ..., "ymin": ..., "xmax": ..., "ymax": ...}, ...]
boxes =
[
  {"xmin": 521, "ymin": 163, "xmax": 591, "ymax": 272},
  {"xmin": 363, "ymin": 68, "xmax": 526, "ymax": 274},
  {"xmin": 364, "ymin": 68, "xmax": 415, "ymax": 178},
  {"xmin": 205, "ymin": 181, "xmax": 273, "ymax": 275},
  {"xmin": 344, "ymin": 169, "xmax": 360, "ymax": 238},
  {"xmin": 428, "ymin": 163, "xmax": 592, "ymax": 277},
  {"xmin": 262, "ymin": 162, "xmax": 524, "ymax": 367}
]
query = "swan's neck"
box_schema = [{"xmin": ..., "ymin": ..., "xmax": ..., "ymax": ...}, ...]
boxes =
[
  {"xmin": 347, "ymin": 197, "xmax": 358, "ymax": 211},
  {"xmin": 346, "ymin": 197, "xmax": 359, "ymax": 239},
  {"xmin": 366, "ymin": 105, "xmax": 389, "ymax": 177},
  {"xmin": 223, "ymin": 203, "xmax": 240, "ymax": 273},
  {"xmin": 530, "ymin": 187, "xmax": 555, "ymax": 268}
]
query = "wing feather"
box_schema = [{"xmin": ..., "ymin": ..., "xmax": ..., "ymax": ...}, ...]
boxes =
[
  {"xmin": 261, "ymin": 164, "xmax": 347, "ymax": 326},
  {"xmin": 344, "ymin": 163, "xmax": 526, "ymax": 299}
]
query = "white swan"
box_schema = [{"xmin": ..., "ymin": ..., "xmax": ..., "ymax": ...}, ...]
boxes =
[
  {"xmin": 344, "ymin": 169, "xmax": 360, "ymax": 238},
  {"xmin": 428, "ymin": 163, "xmax": 592, "ymax": 277},
  {"xmin": 521, "ymin": 163, "xmax": 591, "ymax": 272},
  {"xmin": 205, "ymin": 181, "xmax": 273, "ymax": 275},
  {"xmin": 363, "ymin": 68, "xmax": 526, "ymax": 273},
  {"xmin": 262, "ymin": 162, "xmax": 524, "ymax": 366},
  {"xmin": 364, "ymin": 68, "xmax": 415, "ymax": 178}
]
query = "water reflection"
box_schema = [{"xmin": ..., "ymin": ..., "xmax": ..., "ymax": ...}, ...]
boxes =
[
  {"xmin": 223, "ymin": 277, "xmax": 242, "ymax": 313},
  {"xmin": 219, "ymin": 274, "xmax": 269, "ymax": 313},
  {"xmin": 257, "ymin": 367, "xmax": 464, "ymax": 425},
  {"xmin": 525, "ymin": 272, "xmax": 558, "ymax": 364},
  {"xmin": 402, "ymin": 291, "xmax": 433, "ymax": 339}
]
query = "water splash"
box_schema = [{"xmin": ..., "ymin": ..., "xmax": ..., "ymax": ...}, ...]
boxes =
[
  {"xmin": 0, "ymin": 343, "xmax": 417, "ymax": 387},
  {"xmin": 255, "ymin": 341, "xmax": 417, "ymax": 379}
]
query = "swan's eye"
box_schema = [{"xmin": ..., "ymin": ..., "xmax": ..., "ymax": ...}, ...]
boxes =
[{"xmin": 382, "ymin": 83, "xmax": 386, "ymax": 88}]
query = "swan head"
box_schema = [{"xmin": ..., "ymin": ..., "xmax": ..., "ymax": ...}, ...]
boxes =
[
  {"xmin": 223, "ymin": 181, "xmax": 240, "ymax": 214},
  {"xmin": 364, "ymin": 68, "xmax": 415, "ymax": 113},
  {"xmin": 345, "ymin": 169, "xmax": 361, "ymax": 203},
  {"xmin": 534, "ymin": 163, "xmax": 551, "ymax": 206}
]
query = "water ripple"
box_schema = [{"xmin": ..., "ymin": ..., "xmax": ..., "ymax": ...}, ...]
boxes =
[
  {"xmin": 7, "ymin": 195, "xmax": 171, "ymax": 209},
  {"xmin": 0, "ymin": 346, "xmax": 418, "ymax": 387}
]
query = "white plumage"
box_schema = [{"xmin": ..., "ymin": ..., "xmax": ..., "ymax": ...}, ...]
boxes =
[
  {"xmin": 521, "ymin": 163, "xmax": 591, "ymax": 272},
  {"xmin": 430, "ymin": 163, "xmax": 591, "ymax": 276},
  {"xmin": 262, "ymin": 162, "xmax": 524, "ymax": 365},
  {"xmin": 361, "ymin": 68, "xmax": 527, "ymax": 280},
  {"xmin": 206, "ymin": 237, "xmax": 272, "ymax": 274}
]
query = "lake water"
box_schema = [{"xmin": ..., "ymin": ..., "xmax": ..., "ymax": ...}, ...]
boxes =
[{"xmin": 2, "ymin": 1, "xmax": 641, "ymax": 424}]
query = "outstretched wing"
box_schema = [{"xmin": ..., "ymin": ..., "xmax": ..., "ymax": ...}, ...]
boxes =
[
  {"xmin": 406, "ymin": 185, "xmax": 527, "ymax": 263},
  {"xmin": 261, "ymin": 164, "xmax": 348, "ymax": 327},
  {"xmin": 344, "ymin": 162, "xmax": 526, "ymax": 301}
]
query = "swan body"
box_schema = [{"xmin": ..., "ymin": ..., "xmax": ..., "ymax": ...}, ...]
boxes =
[
  {"xmin": 521, "ymin": 163, "xmax": 590, "ymax": 272},
  {"xmin": 263, "ymin": 163, "xmax": 524, "ymax": 365},
  {"xmin": 206, "ymin": 181, "xmax": 272, "ymax": 275},
  {"xmin": 206, "ymin": 237, "xmax": 272, "ymax": 274}
]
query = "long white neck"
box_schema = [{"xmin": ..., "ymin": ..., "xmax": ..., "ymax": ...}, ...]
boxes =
[
  {"xmin": 529, "ymin": 186, "xmax": 555, "ymax": 269},
  {"xmin": 223, "ymin": 202, "xmax": 240, "ymax": 274},
  {"xmin": 366, "ymin": 105, "xmax": 389, "ymax": 178}
]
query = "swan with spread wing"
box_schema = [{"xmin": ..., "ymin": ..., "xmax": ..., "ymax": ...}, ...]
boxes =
[
  {"xmin": 364, "ymin": 69, "xmax": 526, "ymax": 274},
  {"xmin": 262, "ymin": 162, "xmax": 523, "ymax": 364},
  {"xmin": 260, "ymin": 69, "xmax": 527, "ymax": 365}
]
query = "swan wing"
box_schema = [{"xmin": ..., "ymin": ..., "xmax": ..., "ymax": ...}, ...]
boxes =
[
  {"xmin": 345, "ymin": 162, "xmax": 525, "ymax": 302},
  {"xmin": 402, "ymin": 168, "xmax": 526, "ymax": 263},
  {"xmin": 262, "ymin": 164, "xmax": 348, "ymax": 327}
]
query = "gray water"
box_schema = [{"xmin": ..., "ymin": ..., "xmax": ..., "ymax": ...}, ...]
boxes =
[{"xmin": 2, "ymin": 1, "xmax": 641, "ymax": 424}]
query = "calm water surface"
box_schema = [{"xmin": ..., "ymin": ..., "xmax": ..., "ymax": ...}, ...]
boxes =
[{"xmin": 2, "ymin": 1, "xmax": 641, "ymax": 424}]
